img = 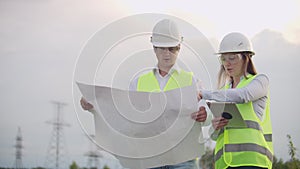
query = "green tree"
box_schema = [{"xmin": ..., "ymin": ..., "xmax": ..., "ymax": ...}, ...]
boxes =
[
  {"xmin": 31, "ymin": 167, "xmax": 46, "ymax": 169},
  {"xmin": 272, "ymin": 155, "xmax": 287, "ymax": 169},
  {"xmin": 69, "ymin": 161, "xmax": 79, "ymax": 169},
  {"xmin": 285, "ymin": 159, "xmax": 300, "ymax": 169},
  {"xmin": 288, "ymin": 134, "xmax": 297, "ymax": 161},
  {"xmin": 103, "ymin": 165, "xmax": 110, "ymax": 169},
  {"xmin": 287, "ymin": 134, "xmax": 300, "ymax": 169}
]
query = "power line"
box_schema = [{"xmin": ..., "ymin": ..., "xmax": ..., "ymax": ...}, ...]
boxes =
[
  {"xmin": 84, "ymin": 135, "xmax": 103, "ymax": 169},
  {"xmin": 45, "ymin": 101, "xmax": 70, "ymax": 169},
  {"xmin": 13, "ymin": 127, "xmax": 24, "ymax": 169}
]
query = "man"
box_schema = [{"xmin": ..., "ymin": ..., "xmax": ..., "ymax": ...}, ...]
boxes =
[{"xmin": 81, "ymin": 19, "xmax": 209, "ymax": 169}]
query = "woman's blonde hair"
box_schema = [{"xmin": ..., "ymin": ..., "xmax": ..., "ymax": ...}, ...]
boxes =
[{"xmin": 217, "ymin": 52, "xmax": 257, "ymax": 89}]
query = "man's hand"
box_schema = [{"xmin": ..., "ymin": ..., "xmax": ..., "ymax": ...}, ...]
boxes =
[
  {"xmin": 80, "ymin": 97, "xmax": 94, "ymax": 111},
  {"xmin": 197, "ymin": 91, "xmax": 203, "ymax": 101},
  {"xmin": 191, "ymin": 106, "xmax": 207, "ymax": 122},
  {"xmin": 212, "ymin": 117, "xmax": 229, "ymax": 130}
]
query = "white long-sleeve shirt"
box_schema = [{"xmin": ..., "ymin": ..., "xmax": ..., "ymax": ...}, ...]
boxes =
[
  {"xmin": 202, "ymin": 74, "xmax": 269, "ymax": 120},
  {"xmin": 203, "ymin": 74, "xmax": 269, "ymax": 140}
]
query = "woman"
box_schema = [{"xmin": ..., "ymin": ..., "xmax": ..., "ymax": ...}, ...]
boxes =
[{"xmin": 200, "ymin": 32, "xmax": 273, "ymax": 169}]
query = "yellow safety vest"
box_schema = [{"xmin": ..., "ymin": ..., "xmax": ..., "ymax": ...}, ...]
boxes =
[
  {"xmin": 214, "ymin": 74, "xmax": 273, "ymax": 169},
  {"xmin": 137, "ymin": 69, "xmax": 193, "ymax": 92}
]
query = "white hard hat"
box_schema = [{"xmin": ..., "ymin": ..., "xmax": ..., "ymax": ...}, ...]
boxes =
[
  {"xmin": 217, "ymin": 32, "xmax": 255, "ymax": 55},
  {"xmin": 151, "ymin": 19, "xmax": 183, "ymax": 47}
]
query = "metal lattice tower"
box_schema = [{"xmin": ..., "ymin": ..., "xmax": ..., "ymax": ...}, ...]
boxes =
[
  {"xmin": 14, "ymin": 127, "xmax": 23, "ymax": 169},
  {"xmin": 45, "ymin": 101, "xmax": 70, "ymax": 169},
  {"xmin": 84, "ymin": 135, "xmax": 103, "ymax": 169}
]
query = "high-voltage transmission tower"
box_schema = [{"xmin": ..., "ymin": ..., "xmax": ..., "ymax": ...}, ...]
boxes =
[
  {"xmin": 13, "ymin": 127, "xmax": 24, "ymax": 169},
  {"xmin": 45, "ymin": 101, "xmax": 70, "ymax": 169},
  {"xmin": 84, "ymin": 135, "xmax": 103, "ymax": 169}
]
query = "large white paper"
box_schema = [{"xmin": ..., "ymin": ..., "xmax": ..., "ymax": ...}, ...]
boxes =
[{"xmin": 77, "ymin": 82, "xmax": 206, "ymax": 169}]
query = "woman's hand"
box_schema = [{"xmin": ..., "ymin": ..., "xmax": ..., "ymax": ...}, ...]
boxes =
[
  {"xmin": 212, "ymin": 117, "xmax": 229, "ymax": 130},
  {"xmin": 80, "ymin": 97, "xmax": 94, "ymax": 111}
]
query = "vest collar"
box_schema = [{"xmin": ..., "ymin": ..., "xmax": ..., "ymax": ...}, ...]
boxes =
[
  {"xmin": 154, "ymin": 64, "xmax": 181, "ymax": 77},
  {"xmin": 228, "ymin": 73, "xmax": 251, "ymax": 88}
]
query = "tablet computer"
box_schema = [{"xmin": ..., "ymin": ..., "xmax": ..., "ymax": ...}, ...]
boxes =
[{"xmin": 208, "ymin": 102, "xmax": 246, "ymax": 127}]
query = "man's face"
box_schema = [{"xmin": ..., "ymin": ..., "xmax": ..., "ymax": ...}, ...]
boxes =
[{"xmin": 154, "ymin": 45, "xmax": 180, "ymax": 71}]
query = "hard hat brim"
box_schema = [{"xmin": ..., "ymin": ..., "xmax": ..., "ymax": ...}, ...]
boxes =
[
  {"xmin": 215, "ymin": 50, "xmax": 255, "ymax": 55},
  {"xmin": 152, "ymin": 41, "xmax": 181, "ymax": 47},
  {"xmin": 151, "ymin": 36, "xmax": 183, "ymax": 47}
]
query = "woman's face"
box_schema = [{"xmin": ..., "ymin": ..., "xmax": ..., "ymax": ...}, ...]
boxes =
[{"xmin": 219, "ymin": 53, "xmax": 244, "ymax": 78}]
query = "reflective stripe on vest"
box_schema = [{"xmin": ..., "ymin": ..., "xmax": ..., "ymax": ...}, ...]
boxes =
[
  {"xmin": 137, "ymin": 69, "xmax": 193, "ymax": 92},
  {"xmin": 218, "ymin": 120, "xmax": 272, "ymax": 142},
  {"xmin": 215, "ymin": 143, "xmax": 273, "ymax": 163},
  {"xmin": 264, "ymin": 134, "xmax": 272, "ymax": 142},
  {"xmin": 214, "ymin": 74, "xmax": 273, "ymax": 169}
]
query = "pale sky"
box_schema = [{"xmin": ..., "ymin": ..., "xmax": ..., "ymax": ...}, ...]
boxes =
[
  {"xmin": 1, "ymin": 0, "xmax": 300, "ymax": 168},
  {"xmin": 119, "ymin": 0, "xmax": 300, "ymax": 44}
]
